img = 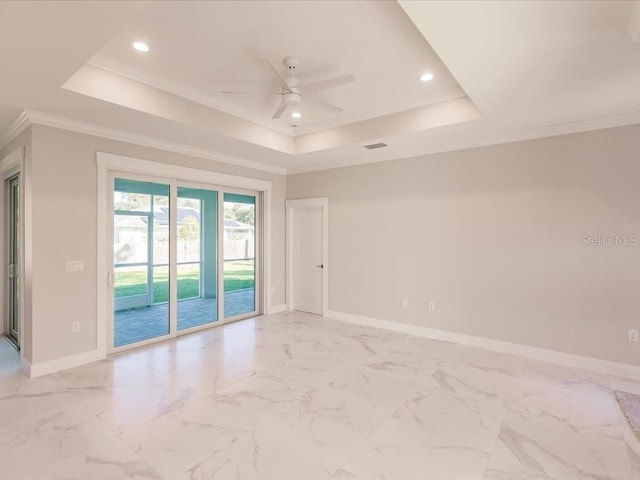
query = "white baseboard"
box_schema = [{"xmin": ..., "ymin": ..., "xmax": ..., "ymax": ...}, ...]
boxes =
[
  {"xmin": 267, "ymin": 303, "xmax": 287, "ymax": 314},
  {"xmin": 326, "ymin": 310, "xmax": 640, "ymax": 381},
  {"xmin": 24, "ymin": 349, "xmax": 99, "ymax": 378},
  {"xmin": 20, "ymin": 355, "xmax": 31, "ymax": 377}
]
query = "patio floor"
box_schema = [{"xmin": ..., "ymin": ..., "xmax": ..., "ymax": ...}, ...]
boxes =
[{"xmin": 114, "ymin": 288, "xmax": 255, "ymax": 347}]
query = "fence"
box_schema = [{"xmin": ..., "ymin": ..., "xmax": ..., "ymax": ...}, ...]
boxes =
[{"xmin": 115, "ymin": 238, "xmax": 255, "ymax": 265}]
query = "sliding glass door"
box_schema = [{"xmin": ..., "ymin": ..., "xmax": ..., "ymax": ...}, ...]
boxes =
[
  {"xmin": 223, "ymin": 192, "xmax": 257, "ymax": 319},
  {"xmin": 6, "ymin": 175, "xmax": 20, "ymax": 346},
  {"xmin": 111, "ymin": 177, "xmax": 259, "ymax": 351},
  {"xmin": 177, "ymin": 187, "xmax": 218, "ymax": 330},
  {"xmin": 113, "ymin": 179, "xmax": 170, "ymax": 347}
]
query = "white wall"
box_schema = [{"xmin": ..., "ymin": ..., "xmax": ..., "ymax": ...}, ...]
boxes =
[
  {"xmin": 287, "ymin": 124, "xmax": 640, "ymax": 366},
  {"xmin": 29, "ymin": 124, "xmax": 286, "ymax": 364}
]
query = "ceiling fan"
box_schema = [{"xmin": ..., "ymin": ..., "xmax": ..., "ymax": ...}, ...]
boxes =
[{"xmin": 221, "ymin": 56, "xmax": 355, "ymax": 119}]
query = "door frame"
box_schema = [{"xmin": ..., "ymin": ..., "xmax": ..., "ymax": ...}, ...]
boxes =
[
  {"xmin": 97, "ymin": 152, "xmax": 273, "ymax": 358},
  {"xmin": 0, "ymin": 147, "xmax": 26, "ymax": 354},
  {"xmin": 6, "ymin": 174, "xmax": 20, "ymax": 343},
  {"xmin": 285, "ymin": 197, "xmax": 328, "ymax": 315}
]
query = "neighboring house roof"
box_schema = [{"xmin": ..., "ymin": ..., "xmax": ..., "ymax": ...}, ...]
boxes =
[
  {"xmin": 115, "ymin": 207, "xmax": 252, "ymax": 229},
  {"xmin": 154, "ymin": 207, "xmax": 199, "ymax": 225},
  {"xmin": 224, "ymin": 219, "xmax": 253, "ymax": 229}
]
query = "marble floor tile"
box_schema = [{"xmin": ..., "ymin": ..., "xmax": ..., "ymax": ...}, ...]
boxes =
[
  {"xmin": 1, "ymin": 314, "xmax": 639, "ymax": 479},
  {"xmin": 611, "ymin": 376, "xmax": 640, "ymax": 480},
  {"xmin": 487, "ymin": 361, "xmax": 631, "ymax": 480},
  {"xmin": 27, "ymin": 432, "xmax": 162, "ymax": 480}
]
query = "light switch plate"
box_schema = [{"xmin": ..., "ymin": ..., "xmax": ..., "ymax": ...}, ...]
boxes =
[{"xmin": 66, "ymin": 260, "xmax": 84, "ymax": 272}]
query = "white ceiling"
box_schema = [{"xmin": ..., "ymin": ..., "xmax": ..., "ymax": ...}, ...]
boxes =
[
  {"xmin": 1, "ymin": 1, "xmax": 640, "ymax": 174},
  {"xmin": 90, "ymin": 1, "xmax": 464, "ymax": 136}
]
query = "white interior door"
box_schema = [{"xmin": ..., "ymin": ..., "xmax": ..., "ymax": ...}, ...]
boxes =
[{"xmin": 292, "ymin": 206, "xmax": 323, "ymax": 314}]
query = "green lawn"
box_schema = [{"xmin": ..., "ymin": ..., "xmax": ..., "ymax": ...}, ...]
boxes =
[
  {"xmin": 115, "ymin": 260, "xmax": 255, "ymax": 303},
  {"xmin": 223, "ymin": 260, "xmax": 256, "ymax": 292}
]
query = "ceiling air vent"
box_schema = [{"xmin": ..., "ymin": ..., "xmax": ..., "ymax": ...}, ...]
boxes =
[{"xmin": 364, "ymin": 142, "xmax": 388, "ymax": 150}]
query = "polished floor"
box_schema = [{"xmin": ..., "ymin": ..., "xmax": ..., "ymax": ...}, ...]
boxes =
[
  {"xmin": 114, "ymin": 289, "xmax": 255, "ymax": 347},
  {"xmin": 1, "ymin": 312, "xmax": 639, "ymax": 480}
]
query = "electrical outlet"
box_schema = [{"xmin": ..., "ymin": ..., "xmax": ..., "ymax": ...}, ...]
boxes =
[
  {"xmin": 72, "ymin": 321, "xmax": 81, "ymax": 334},
  {"xmin": 401, "ymin": 299, "xmax": 408, "ymax": 309},
  {"xmin": 428, "ymin": 302, "xmax": 435, "ymax": 312},
  {"xmin": 629, "ymin": 329, "xmax": 638, "ymax": 343}
]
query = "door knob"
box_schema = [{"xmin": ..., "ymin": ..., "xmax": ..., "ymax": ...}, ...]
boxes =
[{"xmin": 316, "ymin": 264, "xmax": 323, "ymax": 268}]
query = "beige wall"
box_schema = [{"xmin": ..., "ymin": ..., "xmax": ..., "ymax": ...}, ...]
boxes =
[
  {"xmin": 29, "ymin": 124, "xmax": 286, "ymax": 364},
  {"xmin": 287, "ymin": 124, "xmax": 640, "ymax": 366},
  {"xmin": 6, "ymin": 121, "xmax": 640, "ymax": 368}
]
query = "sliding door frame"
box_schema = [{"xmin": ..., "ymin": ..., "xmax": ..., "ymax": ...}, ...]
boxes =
[
  {"xmin": 0, "ymin": 147, "xmax": 26, "ymax": 355},
  {"xmin": 221, "ymin": 187, "xmax": 261, "ymax": 323},
  {"xmin": 107, "ymin": 170, "xmax": 175, "ymax": 352},
  {"xmin": 97, "ymin": 152, "xmax": 272, "ymax": 358},
  {"xmin": 174, "ymin": 179, "xmax": 220, "ymax": 336}
]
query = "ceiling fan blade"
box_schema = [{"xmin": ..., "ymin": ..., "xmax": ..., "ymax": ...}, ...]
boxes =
[
  {"xmin": 301, "ymin": 74, "xmax": 355, "ymax": 95},
  {"xmin": 272, "ymin": 100, "xmax": 289, "ymax": 119},
  {"xmin": 264, "ymin": 58, "xmax": 290, "ymax": 90},
  {"xmin": 221, "ymin": 90, "xmax": 281, "ymax": 95},
  {"xmin": 306, "ymin": 96, "xmax": 343, "ymax": 114}
]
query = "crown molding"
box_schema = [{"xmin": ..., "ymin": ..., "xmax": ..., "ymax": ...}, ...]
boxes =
[
  {"xmin": 0, "ymin": 111, "xmax": 31, "ymax": 152},
  {"xmin": 287, "ymin": 109, "xmax": 640, "ymax": 175},
  {"xmin": 12, "ymin": 110, "xmax": 288, "ymax": 175},
  {"xmin": 5, "ymin": 106, "xmax": 640, "ymax": 177},
  {"xmin": 484, "ymin": 109, "xmax": 640, "ymax": 150}
]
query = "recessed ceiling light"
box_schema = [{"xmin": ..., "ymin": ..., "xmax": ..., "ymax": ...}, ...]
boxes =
[
  {"xmin": 420, "ymin": 73, "xmax": 434, "ymax": 82},
  {"xmin": 132, "ymin": 42, "xmax": 149, "ymax": 53},
  {"xmin": 291, "ymin": 112, "xmax": 302, "ymax": 119}
]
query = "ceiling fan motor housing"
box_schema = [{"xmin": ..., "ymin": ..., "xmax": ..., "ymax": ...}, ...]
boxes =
[
  {"xmin": 221, "ymin": 55, "xmax": 352, "ymax": 119},
  {"xmin": 283, "ymin": 91, "xmax": 302, "ymax": 105},
  {"xmin": 283, "ymin": 56, "xmax": 299, "ymax": 70}
]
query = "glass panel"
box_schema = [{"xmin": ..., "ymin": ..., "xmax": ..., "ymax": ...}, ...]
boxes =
[
  {"xmin": 177, "ymin": 187, "xmax": 218, "ymax": 331},
  {"xmin": 223, "ymin": 193, "xmax": 256, "ymax": 318},
  {"xmin": 178, "ymin": 263, "xmax": 200, "ymax": 300},
  {"xmin": 114, "ymin": 214, "xmax": 148, "ymax": 264},
  {"xmin": 152, "ymin": 265, "xmax": 170, "ymax": 304},
  {"xmin": 113, "ymin": 178, "xmax": 170, "ymax": 348},
  {"xmin": 114, "ymin": 192, "xmax": 150, "ymax": 212},
  {"xmin": 9, "ymin": 178, "xmax": 19, "ymax": 339},
  {"xmin": 114, "ymin": 265, "xmax": 148, "ymax": 298}
]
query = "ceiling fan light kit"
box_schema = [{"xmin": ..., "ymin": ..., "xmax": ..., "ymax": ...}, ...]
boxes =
[{"xmin": 221, "ymin": 56, "xmax": 355, "ymax": 121}]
